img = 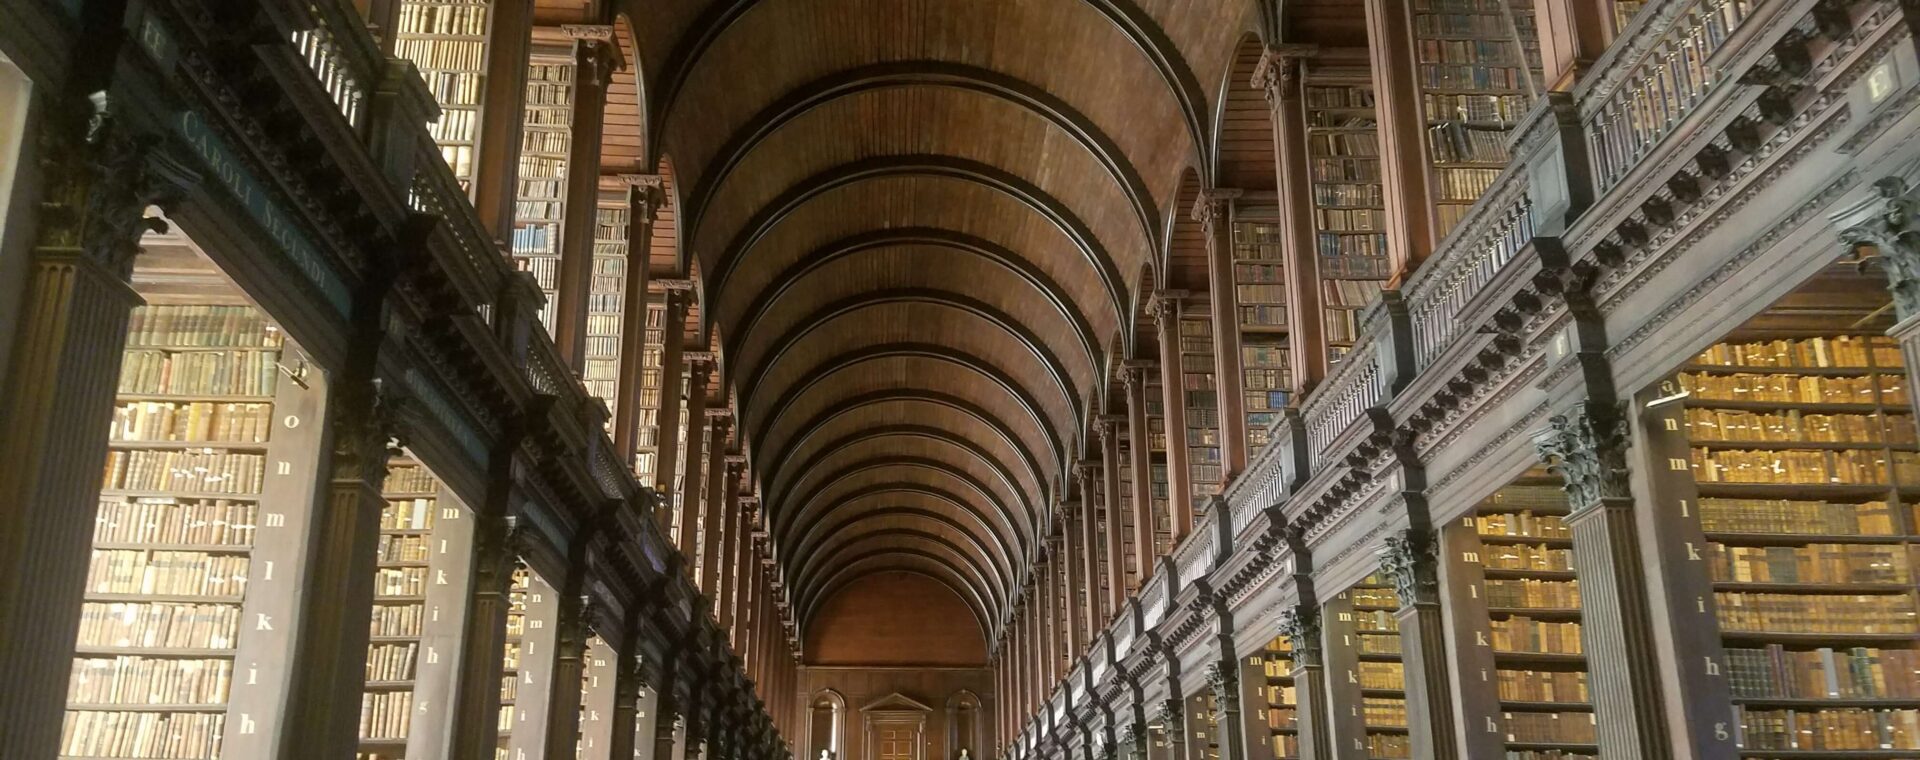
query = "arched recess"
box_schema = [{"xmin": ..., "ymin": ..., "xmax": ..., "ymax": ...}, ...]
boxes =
[
  {"xmin": 808, "ymin": 689, "xmax": 847, "ymax": 760},
  {"xmin": 804, "ymin": 555, "xmax": 997, "ymax": 640},
  {"xmin": 794, "ymin": 533, "xmax": 1003, "ymax": 623},
  {"xmin": 707, "ymin": 156, "xmax": 1128, "ymax": 329},
  {"xmin": 601, "ymin": 14, "xmax": 651, "ymax": 172},
  {"xmin": 645, "ymin": 155, "xmax": 689, "ymax": 278},
  {"xmin": 1210, "ymin": 34, "xmax": 1280, "ymax": 192},
  {"xmin": 1162, "ymin": 168, "xmax": 1210, "ymax": 292},
  {"xmin": 946, "ymin": 690, "xmax": 984, "ymax": 759},
  {"xmin": 802, "ymin": 569, "xmax": 990, "ymax": 667}
]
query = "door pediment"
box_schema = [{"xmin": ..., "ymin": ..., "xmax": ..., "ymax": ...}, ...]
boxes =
[{"xmin": 861, "ymin": 692, "xmax": 934, "ymax": 714}]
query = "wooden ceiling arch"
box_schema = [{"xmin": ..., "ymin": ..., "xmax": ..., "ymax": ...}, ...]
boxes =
[
  {"xmin": 704, "ymin": 155, "xmax": 1130, "ymax": 325},
  {"xmin": 615, "ymin": 0, "xmax": 1259, "ymax": 648}
]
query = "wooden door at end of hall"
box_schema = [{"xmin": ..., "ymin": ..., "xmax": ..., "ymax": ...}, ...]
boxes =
[{"xmin": 876, "ymin": 726, "xmax": 915, "ymax": 760}]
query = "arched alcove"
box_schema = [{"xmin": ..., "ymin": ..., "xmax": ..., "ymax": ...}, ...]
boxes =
[{"xmin": 803, "ymin": 571, "xmax": 988, "ymax": 666}]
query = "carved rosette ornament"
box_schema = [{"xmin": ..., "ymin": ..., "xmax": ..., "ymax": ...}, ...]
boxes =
[
  {"xmin": 1377, "ymin": 529, "xmax": 1439, "ymax": 606},
  {"xmin": 1534, "ymin": 401, "xmax": 1632, "ymax": 512},
  {"xmin": 1841, "ymin": 176, "xmax": 1920, "ymax": 318},
  {"xmin": 1274, "ymin": 606, "xmax": 1322, "ymax": 667}
]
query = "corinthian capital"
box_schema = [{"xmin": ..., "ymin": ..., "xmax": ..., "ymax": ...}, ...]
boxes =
[{"xmin": 1250, "ymin": 45, "xmax": 1317, "ymax": 105}]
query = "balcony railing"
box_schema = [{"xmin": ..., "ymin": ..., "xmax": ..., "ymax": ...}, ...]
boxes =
[
  {"xmin": 288, "ymin": 1, "xmax": 378, "ymax": 128},
  {"xmin": 1301, "ymin": 346, "xmax": 1385, "ymax": 470},
  {"xmin": 1403, "ymin": 182, "xmax": 1535, "ymax": 371},
  {"xmin": 1584, "ymin": 0, "xmax": 1766, "ymax": 190}
]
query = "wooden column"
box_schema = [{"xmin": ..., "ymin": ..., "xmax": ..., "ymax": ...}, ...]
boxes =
[
  {"xmin": 1209, "ymin": 660, "xmax": 1247, "ymax": 760},
  {"xmin": 651, "ymin": 283, "xmax": 692, "ymax": 497},
  {"xmin": 1251, "ymin": 46, "xmax": 1330, "ymax": 395},
  {"xmin": 1533, "ymin": 0, "xmax": 1610, "ymax": 91},
  {"xmin": 699, "ymin": 423, "xmax": 734, "ymax": 601},
  {"xmin": 542, "ymin": 579, "xmax": 594, "ymax": 758},
  {"xmin": 612, "ymin": 175, "xmax": 664, "ymax": 463},
  {"xmin": 1075, "ymin": 461, "xmax": 1104, "ymax": 631},
  {"xmin": 720, "ymin": 491, "xmax": 750, "ymax": 635},
  {"xmin": 473, "ymin": 0, "xmax": 534, "ymax": 241},
  {"xmin": 607, "ymin": 620, "xmax": 646, "ymax": 760},
  {"xmin": 0, "ymin": 110, "xmax": 163, "ymax": 757},
  {"xmin": 1062, "ymin": 505, "xmax": 1088, "ymax": 658},
  {"xmin": 1151, "ymin": 293, "xmax": 1195, "ymax": 539},
  {"xmin": 1097, "ymin": 417, "xmax": 1129, "ymax": 609},
  {"xmin": 654, "ymin": 697, "xmax": 683, "ymax": 760},
  {"xmin": 1122, "ymin": 363, "xmax": 1157, "ymax": 576},
  {"xmin": 552, "ymin": 29, "xmax": 619, "ymax": 368},
  {"xmin": 1363, "ymin": 0, "xmax": 1438, "ymax": 275},
  {"xmin": 677, "ymin": 355, "xmax": 714, "ymax": 560},
  {"xmin": 1379, "ymin": 527, "xmax": 1458, "ymax": 760},
  {"xmin": 1196, "ymin": 190, "xmax": 1249, "ymax": 477},
  {"xmin": 450, "ymin": 518, "xmax": 523, "ymax": 758},
  {"xmin": 1039, "ymin": 556, "xmax": 1057, "ymax": 688}
]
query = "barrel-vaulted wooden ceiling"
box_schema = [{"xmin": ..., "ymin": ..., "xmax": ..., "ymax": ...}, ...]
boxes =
[{"xmin": 539, "ymin": 0, "xmax": 1360, "ymax": 650}]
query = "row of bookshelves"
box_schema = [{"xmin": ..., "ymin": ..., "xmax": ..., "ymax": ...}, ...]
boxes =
[
  {"xmin": 117, "ymin": 349, "xmax": 280, "ymax": 397},
  {"xmin": 398, "ymin": 0, "xmax": 491, "ymax": 188}
]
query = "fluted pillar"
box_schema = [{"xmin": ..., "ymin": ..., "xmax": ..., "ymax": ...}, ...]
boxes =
[
  {"xmin": 1121, "ymin": 363, "xmax": 1157, "ymax": 576},
  {"xmin": 1097, "ymin": 417, "xmax": 1129, "ymax": 608},
  {"xmin": 612, "ymin": 176, "xmax": 664, "ymax": 462},
  {"xmin": 0, "ymin": 102, "xmax": 169, "ymax": 758},
  {"xmin": 677, "ymin": 355, "xmax": 714, "ymax": 558},
  {"xmin": 542, "ymin": 587, "xmax": 595, "ymax": 758},
  {"xmin": 1151, "ymin": 292, "xmax": 1193, "ymax": 539},
  {"xmin": 552, "ymin": 28, "xmax": 620, "ymax": 367},
  {"xmin": 607, "ymin": 637, "xmax": 644, "ymax": 760},
  {"xmin": 450, "ymin": 518, "xmax": 524, "ymax": 757},
  {"xmin": 651, "ymin": 283, "xmax": 692, "ymax": 501},
  {"xmin": 472, "ymin": 0, "xmax": 534, "ymax": 240},
  {"xmin": 1379, "ymin": 527, "xmax": 1457, "ymax": 760},
  {"xmin": 1250, "ymin": 46, "xmax": 1328, "ymax": 393},
  {"xmin": 1195, "ymin": 189, "xmax": 1248, "ymax": 476},
  {"xmin": 1062, "ymin": 505, "xmax": 1088, "ymax": 656},
  {"xmin": 1075, "ymin": 461, "xmax": 1104, "ymax": 631},
  {"xmin": 1363, "ymin": 0, "xmax": 1439, "ymax": 272}
]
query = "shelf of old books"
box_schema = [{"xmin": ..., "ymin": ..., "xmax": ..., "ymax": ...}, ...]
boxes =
[
  {"xmin": 1180, "ymin": 311, "xmax": 1224, "ymax": 517},
  {"xmin": 1191, "ymin": 691, "xmax": 1222, "ymax": 760},
  {"xmin": 357, "ymin": 457, "xmax": 476, "ymax": 760},
  {"xmin": 1116, "ymin": 425, "xmax": 1142, "ymax": 593},
  {"xmin": 1447, "ymin": 475, "xmax": 1598, "ymax": 759},
  {"xmin": 1410, "ymin": 0, "xmax": 1542, "ymax": 237},
  {"xmin": 65, "ymin": 235, "xmax": 326, "ymax": 759},
  {"xmin": 497, "ymin": 566, "xmax": 529, "ymax": 756},
  {"xmin": 1324, "ymin": 573, "xmax": 1409, "ymax": 760},
  {"xmin": 1647, "ymin": 328, "xmax": 1920, "ymax": 757},
  {"xmin": 632, "ymin": 297, "xmax": 666, "ymax": 479},
  {"xmin": 1262, "ymin": 636, "xmax": 1301, "ymax": 759},
  {"xmin": 510, "ymin": 43, "xmax": 576, "ymax": 333},
  {"xmin": 586, "ymin": 195, "xmax": 630, "ymax": 429},
  {"xmin": 394, "ymin": 0, "xmax": 493, "ymax": 190},
  {"xmin": 1146, "ymin": 373, "xmax": 1175, "ymax": 558},
  {"xmin": 1230, "ymin": 210, "xmax": 1291, "ymax": 457},
  {"xmin": 1304, "ymin": 64, "xmax": 1389, "ymax": 363}
]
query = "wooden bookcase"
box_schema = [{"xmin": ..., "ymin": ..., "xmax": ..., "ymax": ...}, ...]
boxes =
[
  {"xmin": 586, "ymin": 195, "xmax": 629, "ymax": 428},
  {"xmin": 1444, "ymin": 478, "xmax": 1597, "ymax": 760},
  {"xmin": 68, "ymin": 278, "xmax": 327, "ymax": 759},
  {"xmin": 577, "ymin": 635, "xmax": 617, "ymax": 758},
  {"xmin": 633, "ymin": 296, "xmax": 666, "ymax": 480},
  {"xmin": 1146, "ymin": 376, "xmax": 1174, "ymax": 559},
  {"xmin": 1230, "ymin": 210, "xmax": 1291, "ymax": 457},
  {"xmin": 1117, "ymin": 428, "xmax": 1141, "ymax": 593},
  {"xmin": 510, "ymin": 42, "xmax": 576, "ymax": 333},
  {"xmin": 1180, "ymin": 312, "xmax": 1224, "ymax": 515},
  {"xmin": 356, "ymin": 459, "xmax": 477, "ymax": 760},
  {"xmin": 1410, "ymin": 0, "xmax": 1542, "ymax": 237},
  {"xmin": 1303, "ymin": 64, "xmax": 1389, "ymax": 363},
  {"xmin": 1642, "ymin": 332, "xmax": 1920, "ymax": 754},
  {"xmin": 394, "ymin": 0, "xmax": 493, "ymax": 191},
  {"xmin": 1324, "ymin": 573, "xmax": 1409, "ymax": 760},
  {"xmin": 1262, "ymin": 636, "xmax": 1301, "ymax": 759}
]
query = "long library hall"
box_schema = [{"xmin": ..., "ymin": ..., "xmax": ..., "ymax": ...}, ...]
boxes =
[{"xmin": 6, "ymin": 0, "xmax": 1920, "ymax": 759}]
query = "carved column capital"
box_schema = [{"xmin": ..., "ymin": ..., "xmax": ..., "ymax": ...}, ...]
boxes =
[
  {"xmin": 1534, "ymin": 400, "xmax": 1631, "ymax": 512},
  {"xmin": 1149, "ymin": 291, "xmax": 1187, "ymax": 326},
  {"xmin": 1377, "ymin": 528, "xmax": 1439, "ymax": 606},
  {"xmin": 1120, "ymin": 359, "xmax": 1155, "ymax": 389},
  {"xmin": 1841, "ymin": 176, "xmax": 1920, "ymax": 318},
  {"xmin": 620, "ymin": 174, "xmax": 668, "ymax": 222},
  {"xmin": 1155, "ymin": 699, "xmax": 1183, "ymax": 733},
  {"xmin": 41, "ymin": 96, "xmax": 173, "ymax": 275},
  {"xmin": 1205, "ymin": 661, "xmax": 1236, "ymax": 712},
  {"xmin": 1189, "ymin": 188, "xmax": 1243, "ymax": 233},
  {"xmin": 1274, "ymin": 605, "xmax": 1322, "ymax": 667},
  {"xmin": 1250, "ymin": 44, "xmax": 1317, "ymax": 105}
]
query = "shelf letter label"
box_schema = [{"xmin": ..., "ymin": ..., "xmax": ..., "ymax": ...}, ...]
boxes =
[
  {"xmin": 1703, "ymin": 656, "xmax": 1721, "ymax": 677},
  {"xmin": 256, "ymin": 614, "xmax": 273, "ymax": 631}
]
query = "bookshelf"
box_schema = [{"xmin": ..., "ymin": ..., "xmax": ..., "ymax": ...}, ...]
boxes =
[
  {"xmin": 510, "ymin": 46, "xmax": 576, "ymax": 333},
  {"xmin": 1230, "ymin": 211, "xmax": 1291, "ymax": 457},
  {"xmin": 1304, "ymin": 66, "xmax": 1389, "ymax": 363},
  {"xmin": 633, "ymin": 297, "xmax": 666, "ymax": 480},
  {"xmin": 587, "ymin": 197, "xmax": 629, "ymax": 429},
  {"xmin": 1647, "ymin": 332, "xmax": 1920, "ymax": 755},
  {"xmin": 1192, "ymin": 692, "xmax": 1221, "ymax": 760},
  {"xmin": 394, "ymin": 0, "xmax": 493, "ymax": 191},
  {"xmin": 1410, "ymin": 0, "xmax": 1542, "ymax": 237},
  {"xmin": 1117, "ymin": 427, "xmax": 1141, "ymax": 593},
  {"xmin": 1146, "ymin": 375, "xmax": 1175, "ymax": 558},
  {"xmin": 1180, "ymin": 312, "xmax": 1224, "ymax": 515},
  {"xmin": 67, "ymin": 300, "xmax": 321, "ymax": 760},
  {"xmin": 577, "ymin": 635, "xmax": 616, "ymax": 757},
  {"xmin": 1325, "ymin": 573, "xmax": 1409, "ymax": 760},
  {"xmin": 498, "ymin": 566, "xmax": 529, "ymax": 757},
  {"xmin": 1451, "ymin": 477, "xmax": 1598, "ymax": 760},
  {"xmin": 1263, "ymin": 636, "xmax": 1301, "ymax": 759}
]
